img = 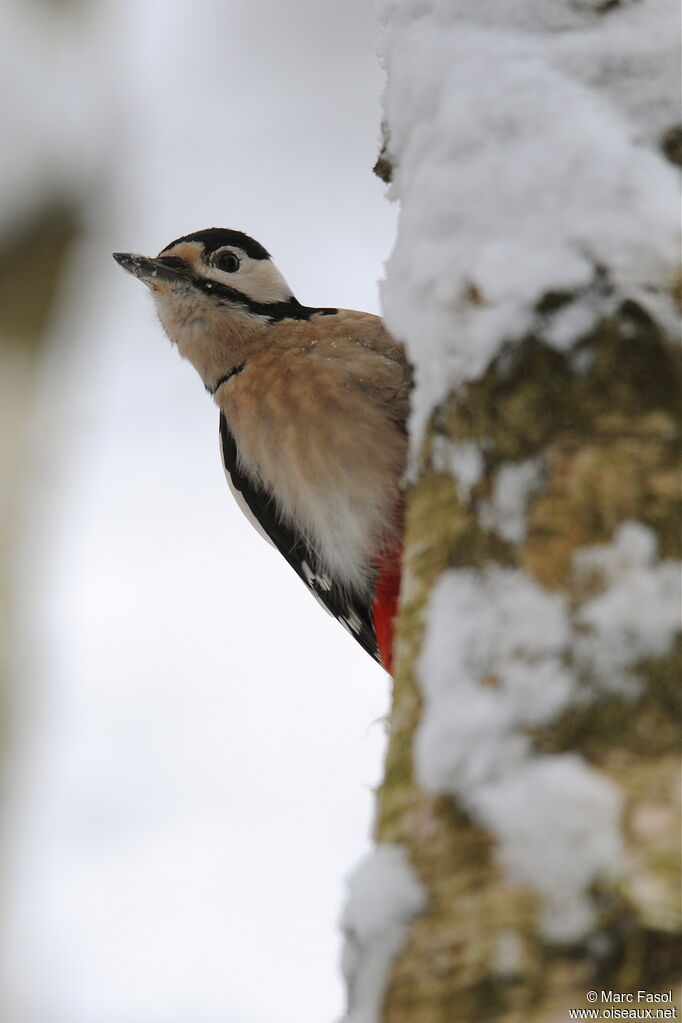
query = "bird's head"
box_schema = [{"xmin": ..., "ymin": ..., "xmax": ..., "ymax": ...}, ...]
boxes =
[{"xmin": 113, "ymin": 228, "xmax": 299, "ymax": 364}]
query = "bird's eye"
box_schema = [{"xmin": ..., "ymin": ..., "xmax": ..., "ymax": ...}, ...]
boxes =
[{"xmin": 214, "ymin": 250, "xmax": 240, "ymax": 273}]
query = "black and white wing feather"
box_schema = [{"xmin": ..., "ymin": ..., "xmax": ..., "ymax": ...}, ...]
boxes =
[{"xmin": 219, "ymin": 413, "xmax": 380, "ymax": 662}]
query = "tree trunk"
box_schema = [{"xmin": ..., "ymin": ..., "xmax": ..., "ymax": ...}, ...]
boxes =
[
  {"xmin": 341, "ymin": 2, "xmax": 681, "ymax": 1020},
  {"xmin": 378, "ymin": 309, "xmax": 681, "ymax": 1021}
]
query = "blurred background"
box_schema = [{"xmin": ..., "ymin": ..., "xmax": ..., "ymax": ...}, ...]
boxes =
[{"xmin": 0, "ymin": 2, "xmax": 396, "ymax": 1020}]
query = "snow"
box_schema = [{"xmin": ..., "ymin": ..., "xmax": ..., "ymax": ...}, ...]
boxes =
[
  {"xmin": 544, "ymin": 295, "xmax": 611, "ymax": 353},
  {"xmin": 573, "ymin": 522, "xmax": 682, "ymax": 695},
  {"xmin": 479, "ymin": 457, "xmax": 544, "ymax": 544},
  {"xmin": 475, "ymin": 756, "xmax": 623, "ymax": 943},
  {"xmin": 413, "ymin": 522, "xmax": 680, "ymax": 942},
  {"xmin": 379, "ymin": 0, "xmax": 680, "ymax": 453},
  {"xmin": 339, "ymin": 845, "xmax": 427, "ymax": 1023},
  {"xmin": 415, "ymin": 568, "xmax": 575, "ymax": 793},
  {"xmin": 414, "ymin": 569, "xmax": 618, "ymax": 942},
  {"xmin": 431, "ymin": 444, "xmax": 548, "ymax": 538},
  {"xmin": 491, "ymin": 929, "xmax": 524, "ymax": 979},
  {"xmin": 431, "ymin": 438, "xmax": 483, "ymax": 501}
]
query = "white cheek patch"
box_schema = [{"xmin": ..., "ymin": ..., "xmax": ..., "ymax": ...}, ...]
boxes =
[{"xmin": 204, "ymin": 255, "xmax": 294, "ymax": 305}]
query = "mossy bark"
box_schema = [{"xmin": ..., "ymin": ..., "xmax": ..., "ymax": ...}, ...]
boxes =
[{"xmin": 376, "ymin": 303, "xmax": 681, "ymax": 1021}]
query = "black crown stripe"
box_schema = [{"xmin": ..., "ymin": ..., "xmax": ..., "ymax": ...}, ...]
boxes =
[{"xmin": 161, "ymin": 228, "xmax": 270, "ymax": 260}]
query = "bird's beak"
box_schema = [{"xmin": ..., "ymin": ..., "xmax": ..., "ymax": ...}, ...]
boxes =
[{"xmin": 112, "ymin": 252, "xmax": 189, "ymax": 288}]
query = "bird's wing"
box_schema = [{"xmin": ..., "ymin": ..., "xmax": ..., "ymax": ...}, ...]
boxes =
[{"xmin": 219, "ymin": 413, "xmax": 381, "ymax": 664}]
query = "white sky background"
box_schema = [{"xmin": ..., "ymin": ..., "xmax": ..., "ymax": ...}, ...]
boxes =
[{"xmin": 2, "ymin": 2, "xmax": 396, "ymax": 1021}]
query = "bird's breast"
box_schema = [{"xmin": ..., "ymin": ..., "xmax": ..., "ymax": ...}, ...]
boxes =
[{"xmin": 218, "ymin": 342, "xmax": 406, "ymax": 593}]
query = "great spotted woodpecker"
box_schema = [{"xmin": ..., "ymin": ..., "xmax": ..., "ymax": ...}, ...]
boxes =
[{"xmin": 113, "ymin": 229, "xmax": 409, "ymax": 673}]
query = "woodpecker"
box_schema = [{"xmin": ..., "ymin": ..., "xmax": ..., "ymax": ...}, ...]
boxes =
[{"xmin": 113, "ymin": 229, "xmax": 409, "ymax": 672}]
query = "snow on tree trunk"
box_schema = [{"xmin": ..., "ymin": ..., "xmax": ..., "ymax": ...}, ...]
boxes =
[{"xmin": 340, "ymin": 2, "xmax": 680, "ymax": 1021}]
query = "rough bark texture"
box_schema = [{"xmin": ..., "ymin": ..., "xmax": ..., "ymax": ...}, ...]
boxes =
[{"xmin": 376, "ymin": 302, "xmax": 681, "ymax": 1021}]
